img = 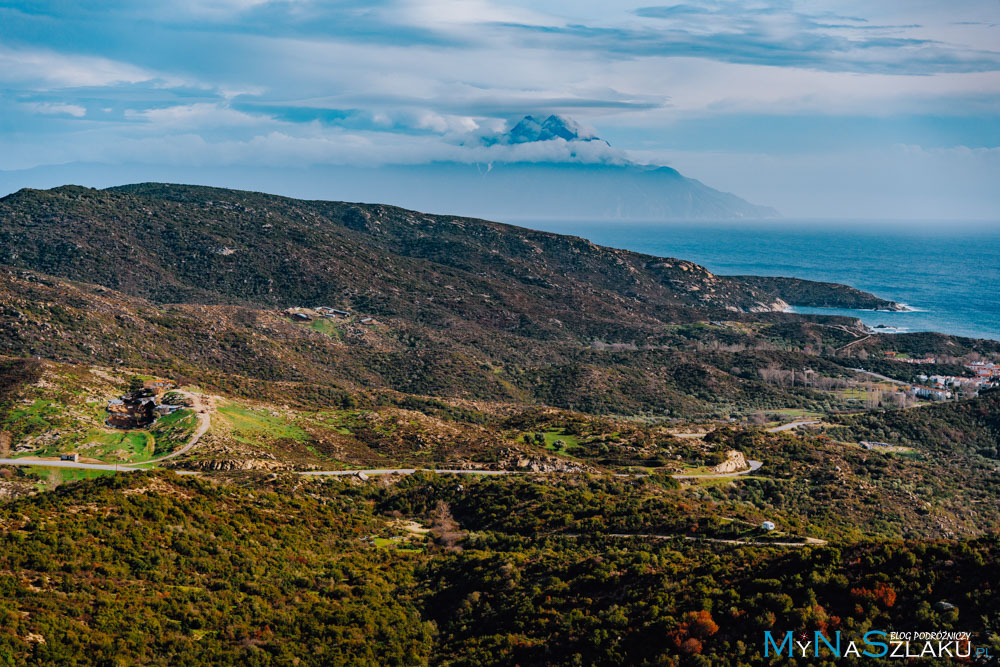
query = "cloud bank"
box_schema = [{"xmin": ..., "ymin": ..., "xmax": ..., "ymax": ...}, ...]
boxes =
[{"xmin": 0, "ymin": 0, "xmax": 998, "ymax": 218}]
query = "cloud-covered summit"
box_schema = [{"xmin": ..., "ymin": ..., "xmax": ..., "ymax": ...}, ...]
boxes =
[
  {"xmin": 500, "ymin": 115, "xmax": 603, "ymax": 145},
  {"xmin": 1, "ymin": 0, "xmax": 998, "ymax": 218},
  {"xmin": 464, "ymin": 114, "xmax": 618, "ymax": 164}
]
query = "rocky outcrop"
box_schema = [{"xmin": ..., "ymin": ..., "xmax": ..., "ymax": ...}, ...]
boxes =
[
  {"xmin": 180, "ymin": 458, "xmax": 283, "ymax": 472},
  {"xmin": 710, "ymin": 450, "xmax": 749, "ymax": 474},
  {"xmin": 512, "ymin": 455, "xmax": 589, "ymax": 473}
]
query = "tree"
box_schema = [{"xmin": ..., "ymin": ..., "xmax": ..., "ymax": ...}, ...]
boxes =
[{"xmin": 430, "ymin": 501, "xmax": 465, "ymax": 552}]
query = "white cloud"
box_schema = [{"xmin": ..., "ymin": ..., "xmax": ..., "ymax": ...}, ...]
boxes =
[
  {"xmin": 0, "ymin": 115, "xmax": 628, "ymax": 171},
  {"xmin": 0, "ymin": 45, "xmax": 155, "ymax": 89},
  {"xmin": 124, "ymin": 103, "xmax": 272, "ymax": 129},
  {"xmin": 394, "ymin": 0, "xmax": 561, "ymax": 30},
  {"xmin": 166, "ymin": 0, "xmax": 308, "ymax": 19},
  {"xmin": 22, "ymin": 102, "xmax": 87, "ymax": 117}
]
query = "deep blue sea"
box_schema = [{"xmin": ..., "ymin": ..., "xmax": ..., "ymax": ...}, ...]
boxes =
[{"xmin": 522, "ymin": 221, "xmax": 1000, "ymax": 342}]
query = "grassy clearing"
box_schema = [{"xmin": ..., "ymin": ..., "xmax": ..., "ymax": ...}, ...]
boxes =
[
  {"xmin": 18, "ymin": 430, "xmax": 155, "ymax": 462},
  {"xmin": 891, "ymin": 449, "xmax": 921, "ymax": 459},
  {"xmin": 310, "ymin": 410, "xmax": 387, "ymax": 436},
  {"xmin": 524, "ymin": 428, "xmax": 581, "ymax": 455},
  {"xmin": 371, "ymin": 536, "xmax": 426, "ymax": 553},
  {"xmin": 149, "ymin": 409, "xmax": 197, "ymax": 457},
  {"xmin": 2, "ymin": 399, "xmax": 63, "ymax": 439},
  {"xmin": 306, "ymin": 318, "xmax": 343, "ymax": 340},
  {"xmin": 216, "ymin": 401, "xmax": 309, "ymax": 447},
  {"xmin": 23, "ymin": 466, "xmax": 116, "ymax": 486}
]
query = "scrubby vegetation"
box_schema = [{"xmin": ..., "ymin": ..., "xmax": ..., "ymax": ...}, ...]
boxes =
[
  {"xmin": 1, "ymin": 184, "xmax": 1000, "ymax": 664},
  {"xmin": 0, "ymin": 471, "xmax": 996, "ymax": 666}
]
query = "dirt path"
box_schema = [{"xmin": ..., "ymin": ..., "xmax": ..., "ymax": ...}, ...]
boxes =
[
  {"xmin": 851, "ymin": 368, "xmax": 908, "ymax": 385},
  {"xmin": 144, "ymin": 390, "xmax": 212, "ymax": 464},
  {"xmin": 836, "ymin": 334, "xmax": 871, "ymax": 352}
]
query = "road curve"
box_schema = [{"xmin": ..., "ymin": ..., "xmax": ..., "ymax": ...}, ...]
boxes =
[
  {"xmin": 0, "ymin": 389, "xmax": 212, "ymax": 473},
  {"xmin": 767, "ymin": 420, "xmax": 820, "ymax": 433},
  {"xmin": 143, "ymin": 390, "xmax": 212, "ymax": 464}
]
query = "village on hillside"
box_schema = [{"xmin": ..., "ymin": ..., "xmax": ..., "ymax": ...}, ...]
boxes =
[{"xmin": 913, "ymin": 359, "xmax": 999, "ymax": 400}]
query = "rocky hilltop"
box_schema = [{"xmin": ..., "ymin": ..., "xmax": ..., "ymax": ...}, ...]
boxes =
[
  {"xmin": 0, "ymin": 184, "xmax": 891, "ymax": 320},
  {"xmin": 0, "ymin": 183, "xmax": 917, "ymax": 417}
]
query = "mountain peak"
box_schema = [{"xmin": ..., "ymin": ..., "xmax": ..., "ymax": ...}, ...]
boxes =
[{"xmin": 504, "ymin": 114, "xmax": 604, "ymax": 145}]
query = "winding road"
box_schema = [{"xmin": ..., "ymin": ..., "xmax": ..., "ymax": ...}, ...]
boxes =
[
  {"xmin": 0, "ymin": 396, "xmax": 791, "ymax": 481},
  {"xmin": 670, "ymin": 419, "xmax": 820, "ymax": 439},
  {"xmin": 0, "ymin": 390, "xmax": 212, "ymax": 473},
  {"xmin": 144, "ymin": 390, "xmax": 212, "ymax": 464}
]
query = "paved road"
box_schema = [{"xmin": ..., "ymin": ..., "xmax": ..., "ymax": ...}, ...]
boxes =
[
  {"xmin": 767, "ymin": 420, "xmax": 820, "ymax": 433},
  {"xmin": 600, "ymin": 533, "xmax": 826, "ymax": 547},
  {"xmin": 0, "ymin": 389, "xmax": 212, "ymax": 473},
  {"xmin": 1, "ymin": 392, "xmax": 776, "ymax": 480},
  {"xmin": 670, "ymin": 419, "xmax": 819, "ymax": 439},
  {"xmin": 301, "ymin": 468, "xmax": 514, "ymax": 477},
  {"xmin": 0, "ymin": 460, "xmax": 767, "ymax": 481},
  {"xmin": 0, "ymin": 458, "xmax": 132, "ymax": 472}
]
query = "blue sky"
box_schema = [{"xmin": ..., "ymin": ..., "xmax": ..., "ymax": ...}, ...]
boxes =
[{"xmin": 1, "ymin": 0, "xmax": 999, "ymax": 219}]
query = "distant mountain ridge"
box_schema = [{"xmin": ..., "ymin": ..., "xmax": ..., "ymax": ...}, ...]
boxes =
[
  {"xmin": 454, "ymin": 114, "xmax": 779, "ymax": 220},
  {"xmin": 0, "ymin": 115, "xmax": 779, "ymax": 221}
]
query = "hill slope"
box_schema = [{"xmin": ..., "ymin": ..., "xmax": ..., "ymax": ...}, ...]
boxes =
[{"xmin": 0, "ymin": 183, "xmax": 888, "ymax": 322}]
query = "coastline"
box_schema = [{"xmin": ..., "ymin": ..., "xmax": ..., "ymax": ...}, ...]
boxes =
[
  {"xmin": 527, "ymin": 220, "xmax": 1000, "ymax": 343},
  {"xmin": 787, "ymin": 305, "xmax": 999, "ymax": 341}
]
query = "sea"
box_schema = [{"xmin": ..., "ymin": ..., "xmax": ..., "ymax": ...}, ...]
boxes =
[{"xmin": 522, "ymin": 220, "xmax": 1000, "ymax": 342}]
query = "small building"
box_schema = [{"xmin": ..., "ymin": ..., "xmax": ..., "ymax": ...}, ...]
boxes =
[
  {"xmin": 60, "ymin": 452, "xmax": 79, "ymax": 462},
  {"xmin": 155, "ymin": 404, "xmax": 182, "ymax": 416},
  {"xmin": 762, "ymin": 521, "xmax": 776, "ymax": 531},
  {"xmin": 913, "ymin": 386, "xmax": 951, "ymax": 401},
  {"xmin": 360, "ymin": 317, "xmax": 377, "ymax": 325},
  {"xmin": 107, "ymin": 395, "xmax": 157, "ymax": 429},
  {"xmin": 292, "ymin": 312, "xmax": 312, "ymax": 322},
  {"xmin": 146, "ymin": 380, "xmax": 175, "ymax": 397},
  {"xmin": 860, "ymin": 440, "xmax": 892, "ymax": 449},
  {"xmin": 315, "ymin": 307, "xmax": 351, "ymax": 318}
]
